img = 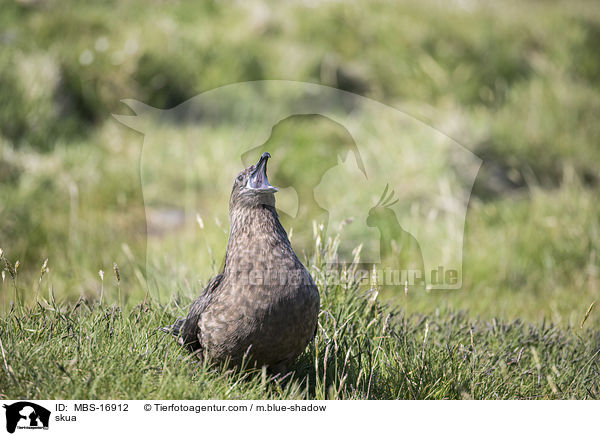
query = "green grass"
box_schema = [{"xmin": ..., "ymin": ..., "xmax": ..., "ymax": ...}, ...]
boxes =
[{"xmin": 1, "ymin": 240, "xmax": 598, "ymax": 400}]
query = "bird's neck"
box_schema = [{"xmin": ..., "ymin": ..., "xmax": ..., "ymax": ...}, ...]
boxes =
[{"xmin": 224, "ymin": 204, "xmax": 295, "ymax": 272}]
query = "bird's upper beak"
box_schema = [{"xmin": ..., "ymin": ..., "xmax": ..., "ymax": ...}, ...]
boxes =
[{"xmin": 247, "ymin": 152, "xmax": 278, "ymax": 193}]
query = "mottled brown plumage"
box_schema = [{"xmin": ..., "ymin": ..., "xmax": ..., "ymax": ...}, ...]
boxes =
[{"xmin": 171, "ymin": 152, "xmax": 320, "ymax": 373}]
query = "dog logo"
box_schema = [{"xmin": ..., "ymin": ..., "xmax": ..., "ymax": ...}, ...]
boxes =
[{"xmin": 2, "ymin": 402, "xmax": 50, "ymax": 433}]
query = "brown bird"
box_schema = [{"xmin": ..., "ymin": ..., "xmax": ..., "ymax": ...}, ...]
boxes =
[{"xmin": 168, "ymin": 152, "xmax": 320, "ymax": 374}]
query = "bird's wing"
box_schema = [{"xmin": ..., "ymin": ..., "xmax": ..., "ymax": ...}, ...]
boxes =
[{"xmin": 178, "ymin": 274, "xmax": 224, "ymax": 350}]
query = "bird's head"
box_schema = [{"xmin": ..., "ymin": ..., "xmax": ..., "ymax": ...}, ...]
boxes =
[
  {"xmin": 230, "ymin": 152, "xmax": 278, "ymax": 211},
  {"xmin": 366, "ymin": 184, "xmax": 399, "ymax": 228}
]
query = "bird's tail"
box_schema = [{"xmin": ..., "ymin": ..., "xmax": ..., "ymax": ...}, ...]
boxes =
[{"xmin": 161, "ymin": 318, "xmax": 185, "ymax": 337}]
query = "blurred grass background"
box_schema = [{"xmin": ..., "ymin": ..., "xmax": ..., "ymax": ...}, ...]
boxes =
[{"xmin": 1, "ymin": 0, "xmax": 599, "ymax": 327}]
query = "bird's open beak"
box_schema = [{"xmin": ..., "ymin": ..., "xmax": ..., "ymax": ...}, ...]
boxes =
[{"xmin": 247, "ymin": 152, "xmax": 278, "ymax": 193}]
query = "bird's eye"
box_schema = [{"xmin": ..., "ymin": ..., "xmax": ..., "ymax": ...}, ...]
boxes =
[{"xmin": 237, "ymin": 175, "xmax": 244, "ymax": 182}]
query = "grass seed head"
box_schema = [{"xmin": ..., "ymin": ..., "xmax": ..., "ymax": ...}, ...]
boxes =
[
  {"xmin": 113, "ymin": 263, "xmax": 120, "ymax": 283},
  {"xmin": 4, "ymin": 259, "xmax": 15, "ymax": 280}
]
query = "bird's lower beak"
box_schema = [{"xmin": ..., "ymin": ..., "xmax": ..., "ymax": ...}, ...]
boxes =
[{"xmin": 248, "ymin": 152, "xmax": 278, "ymax": 193}]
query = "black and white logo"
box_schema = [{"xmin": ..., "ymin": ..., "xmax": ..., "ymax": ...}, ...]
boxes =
[{"xmin": 2, "ymin": 402, "xmax": 50, "ymax": 434}]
